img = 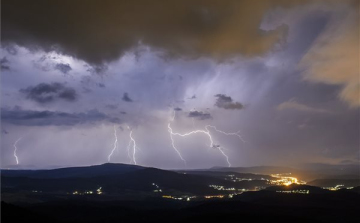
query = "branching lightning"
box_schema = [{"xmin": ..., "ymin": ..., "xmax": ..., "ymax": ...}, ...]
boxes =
[
  {"xmin": 205, "ymin": 125, "xmax": 246, "ymax": 143},
  {"xmin": 106, "ymin": 124, "xmax": 138, "ymax": 165},
  {"xmin": 168, "ymin": 110, "xmax": 187, "ymax": 166},
  {"xmin": 170, "ymin": 125, "xmax": 231, "ymax": 167},
  {"xmin": 107, "ymin": 125, "xmax": 118, "ymax": 162},
  {"xmin": 168, "ymin": 124, "xmax": 187, "ymax": 166},
  {"xmin": 126, "ymin": 125, "xmax": 138, "ymax": 165},
  {"xmin": 168, "ymin": 110, "xmax": 245, "ymax": 167},
  {"xmin": 13, "ymin": 137, "xmax": 23, "ymax": 165}
]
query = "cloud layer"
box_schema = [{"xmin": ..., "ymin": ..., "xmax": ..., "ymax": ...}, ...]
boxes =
[
  {"xmin": 1, "ymin": 57, "xmax": 10, "ymax": 70},
  {"xmin": 1, "ymin": 108, "xmax": 120, "ymax": 126},
  {"xmin": 188, "ymin": 110, "xmax": 212, "ymax": 120},
  {"xmin": 300, "ymin": 3, "xmax": 359, "ymax": 107},
  {"xmin": 20, "ymin": 82, "xmax": 77, "ymax": 104},
  {"xmin": 1, "ymin": 0, "xmax": 306, "ymax": 65},
  {"xmin": 214, "ymin": 94, "xmax": 244, "ymax": 110},
  {"xmin": 54, "ymin": 63, "xmax": 72, "ymax": 74},
  {"xmin": 277, "ymin": 99, "xmax": 330, "ymax": 113}
]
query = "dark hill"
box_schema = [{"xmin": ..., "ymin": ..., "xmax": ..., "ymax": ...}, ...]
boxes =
[
  {"xmin": 1, "ymin": 163, "xmax": 145, "ymax": 178},
  {"xmin": 1, "ymin": 165, "xmax": 238, "ymax": 196},
  {"xmin": 307, "ymin": 179, "xmax": 360, "ymax": 187}
]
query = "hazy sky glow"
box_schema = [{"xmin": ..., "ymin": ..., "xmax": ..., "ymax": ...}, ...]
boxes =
[{"xmin": 1, "ymin": 0, "xmax": 359, "ymax": 169}]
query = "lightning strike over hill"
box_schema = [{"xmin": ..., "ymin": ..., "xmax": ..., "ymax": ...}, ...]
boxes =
[
  {"xmin": 126, "ymin": 125, "xmax": 138, "ymax": 165},
  {"xmin": 13, "ymin": 137, "xmax": 23, "ymax": 165},
  {"xmin": 168, "ymin": 110, "xmax": 246, "ymax": 167},
  {"xmin": 168, "ymin": 110, "xmax": 187, "ymax": 166},
  {"xmin": 107, "ymin": 125, "xmax": 118, "ymax": 162}
]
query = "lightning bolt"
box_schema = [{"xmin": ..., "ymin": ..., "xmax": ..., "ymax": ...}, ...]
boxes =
[
  {"xmin": 168, "ymin": 110, "xmax": 187, "ymax": 166},
  {"xmin": 126, "ymin": 136, "xmax": 133, "ymax": 163},
  {"xmin": 168, "ymin": 111, "xmax": 245, "ymax": 167},
  {"xmin": 216, "ymin": 147, "xmax": 230, "ymax": 167},
  {"xmin": 170, "ymin": 125, "xmax": 231, "ymax": 167},
  {"xmin": 126, "ymin": 125, "xmax": 138, "ymax": 165},
  {"xmin": 168, "ymin": 124, "xmax": 187, "ymax": 166},
  {"xmin": 107, "ymin": 125, "xmax": 118, "ymax": 162},
  {"xmin": 205, "ymin": 125, "xmax": 246, "ymax": 143},
  {"xmin": 13, "ymin": 137, "xmax": 22, "ymax": 165},
  {"xmin": 129, "ymin": 130, "xmax": 137, "ymax": 165}
]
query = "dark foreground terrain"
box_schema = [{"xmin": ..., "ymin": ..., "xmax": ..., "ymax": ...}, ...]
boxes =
[
  {"xmin": 3, "ymin": 190, "xmax": 360, "ymax": 223},
  {"xmin": 2, "ymin": 163, "xmax": 360, "ymax": 222}
]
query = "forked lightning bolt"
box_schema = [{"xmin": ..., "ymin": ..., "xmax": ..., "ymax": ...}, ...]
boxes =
[
  {"xmin": 168, "ymin": 110, "xmax": 187, "ymax": 166},
  {"xmin": 168, "ymin": 110, "xmax": 245, "ymax": 167},
  {"xmin": 206, "ymin": 125, "xmax": 246, "ymax": 143},
  {"xmin": 107, "ymin": 125, "xmax": 118, "ymax": 162},
  {"xmin": 169, "ymin": 125, "xmax": 231, "ymax": 167},
  {"xmin": 13, "ymin": 137, "xmax": 23, "ymax": 165}
]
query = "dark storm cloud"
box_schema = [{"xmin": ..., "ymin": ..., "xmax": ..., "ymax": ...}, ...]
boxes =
[
  {"xmin": 20, "ymin": 82, "xmax": 77, "ymax": 104},
  {"xmin": 1, "ymin": 108, "xmax": 121, "ymax": 126},
  {"xmin": 1, "ymin": 0, "xmax": 307, "ymax": 65},
  {"xmin": 1, "ymin": 57, "xmax": 10, "ymax": 71},
  {"xmin": 54, "ymin": 63, "xmax": 72, "ymax": 74},
  {"xmin": 174, "ymin": 107, "xmax": 182, "ymax": 111},
  {"xmin": 122, "ymin": 93, "xmax": 133, "ymax": 102},
  {"xmin": 188, "ymin": 111, "xmax": 212, "ymax": 120},
  {"xmin": 214, "ymin": 94, "xmax": 244, "ymax": 110}
]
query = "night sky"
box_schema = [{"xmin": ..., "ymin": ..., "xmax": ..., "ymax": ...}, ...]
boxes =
[{"xmin": 1, "ymin": 0, "xmax": 359, "ymax": 169}]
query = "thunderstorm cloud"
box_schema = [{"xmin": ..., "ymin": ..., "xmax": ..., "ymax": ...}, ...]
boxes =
[
  {"xmin": 1, "ymin": 107, "xmax": 121, "ymax": 126},
  {"xmin": 54, "ymin": 63, "xmax": 72, "ymax": 74},
  {"xmin": 1, "ymin": 0, "xmax": 304, "ymax": 65},
  {"xmin": 20, "ymin": 82, "xmax": 77, "ymax": 104},
  {"xmin": 188, "ymin": 111, "xmax": 212, "ymax": 120},
  {"xmin": 1, "ymin": 0, "xmax": 359, "ymax": 169},
  {"xmin": 214, "ymin": 94, "xmax": 244, "ymax": 110}
]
